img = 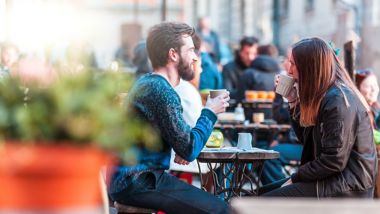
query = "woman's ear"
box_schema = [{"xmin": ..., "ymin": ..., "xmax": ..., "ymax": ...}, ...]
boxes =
[{"xmin": 168, "ymin": 48, "xmax": 178, "ymax": 63}]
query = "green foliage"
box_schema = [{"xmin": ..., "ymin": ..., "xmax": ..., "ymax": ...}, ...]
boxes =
[
  {"xmin": 0, "ymin": 70, "xmax": 160, "ymax": 162},
  {"xmin": 374, "ymin": 129, "xmax": 380, "ymax": 145}
]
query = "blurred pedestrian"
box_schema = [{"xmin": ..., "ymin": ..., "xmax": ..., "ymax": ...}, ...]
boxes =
[
  {"xmin": 197, "ymin": 17, "xmax": 221, "ymax": 64},
  {"xmin": 132, "ymin": 41, "xmax": 152, "ymax": 78},
  {"xmin": 199, "ymin": 38, "xmax": 223, "ymax": 91},
  {"xmin": 222, "ymin": 36, "xmax": 259, "ymax": 100},
  {"xmin": 257, "ymin": 44, "xmax": 279, "ymax": 58},
  {"xmin": 355, "ymin": 69, "xmax": 380, "ymax": 128}
]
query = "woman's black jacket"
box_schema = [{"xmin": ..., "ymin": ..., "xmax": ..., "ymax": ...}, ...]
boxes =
[{"xmin": 290, "ymin": 83, "xmax": 377, "ymax": 197}]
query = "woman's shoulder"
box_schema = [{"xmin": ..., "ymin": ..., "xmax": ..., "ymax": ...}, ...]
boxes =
[{"xmin": 320, "ymin": 83, "xmax": 357, "ymax": 111}]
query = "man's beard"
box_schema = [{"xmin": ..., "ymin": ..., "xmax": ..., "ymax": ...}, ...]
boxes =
[{"xmin": 177, "ymin": 56, "xmax": 194, "ymax": 81}]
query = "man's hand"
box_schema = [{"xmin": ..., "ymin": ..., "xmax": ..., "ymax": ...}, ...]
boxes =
[
  {"xmin": 174, "ymin": 154, "xmax": 190, "ymax": 165},
  {"xmin": 205, "ymin": 92, "xmax": 230, "ymax": 114}
]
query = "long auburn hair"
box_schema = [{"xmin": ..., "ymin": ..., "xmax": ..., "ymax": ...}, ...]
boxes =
[{"xmin": 292, "ymin": 38, "xmax": 370, "ymax": 127}]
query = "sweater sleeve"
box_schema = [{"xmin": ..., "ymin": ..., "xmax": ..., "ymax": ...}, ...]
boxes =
[
  {"xmin": 159, "ymin": 103, "xmax": 217, "ymax": 161},
  {"xmin": 144, "ymin": 83, "xmax": 217, "ymax": 162}
]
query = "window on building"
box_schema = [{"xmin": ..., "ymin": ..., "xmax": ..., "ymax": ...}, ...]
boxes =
[{"xmin": 305, "ymin": 0, "xmax": 315, "ymax": 12}]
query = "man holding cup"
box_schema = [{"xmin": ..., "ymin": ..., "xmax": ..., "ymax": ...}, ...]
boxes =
[{"xmin": 108, "ymin": 22, "xmax": 230, "ymax": 214}]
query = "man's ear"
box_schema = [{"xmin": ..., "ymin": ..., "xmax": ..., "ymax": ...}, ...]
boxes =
[{"xmin": 168, "ymin": 48, "xmax": 178, "ymax": 62}]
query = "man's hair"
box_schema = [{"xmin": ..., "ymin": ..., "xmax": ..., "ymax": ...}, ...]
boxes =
[
  {"xmin": 146, "ymin": 22, "xmax": 194, "ymax": 69},
  {"xmin": 292, "ymin": 37, "xmax": 369, "ymax": 127},
  {"xmin": 239, "ymin": 36, "xmax": 259, "ymax": 50}
]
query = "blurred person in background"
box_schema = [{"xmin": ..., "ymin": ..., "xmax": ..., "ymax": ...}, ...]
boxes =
[
  {"xmin": 262, "ymin": 37, "xmax": 377, "ymax": 198},
  {"xmin": 257, "ymin": 44, "xmax": 279, "ymax": 58},
  {"xmin": 355, "ymin": 69, "xmax": 380, "ymax": 128},
  {"xmin": 236, "ymin": 55, "xmax": 281, "ymax": 103},
  {"xmin": 199, "ymin": 38, "xmax": 223, "ymax": 91},
  {"xmin": 197, "ymin": 17, "xmax": 221, "ymax": 64},
  {"xmin": 108, "ymin": 22, "xmax": 230, "ymax": 214},
  {"xmin": 115, "ymin": 43, "xmax": 133, "ymax": 68},
  {"xmin": 222, "ymin": 36, "xmax": 259, "ymax": 100},
  {"xmin": 132, "ymin": 41, "xmax": 152, "ymax": 78},
  {"xmin": 0, "ymin": 42, "xmax": 19, "ymax": 79}
]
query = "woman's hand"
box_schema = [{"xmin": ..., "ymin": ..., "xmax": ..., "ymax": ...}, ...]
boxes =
[{"xmin": 275, "ymin": 75, "xmax": 298, "ymax": 103}]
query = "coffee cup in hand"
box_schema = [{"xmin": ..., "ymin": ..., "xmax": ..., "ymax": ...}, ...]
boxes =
[
  {"xmin": 275, "ymin": 74, "xmax": 295, "ymax": 97},
  {"xmin": 205, "ymin": 89, "xmax": 230, "ymax": 114},
  {"xmin": 209, "ymin": 89, "xmax": 228, "ymax": 98}
]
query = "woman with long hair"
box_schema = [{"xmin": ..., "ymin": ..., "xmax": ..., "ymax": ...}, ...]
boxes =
[{"xmin": 262, "ymin": 38, "xmax": 377, "ymax": 197}]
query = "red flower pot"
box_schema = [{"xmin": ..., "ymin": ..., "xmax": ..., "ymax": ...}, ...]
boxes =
[{"xmin": 0, "ymin": 143, "xmax": 112, "ymax": 212}]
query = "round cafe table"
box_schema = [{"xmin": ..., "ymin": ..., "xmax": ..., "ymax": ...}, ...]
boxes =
[{"xmin": 197, "ymin": 147, "xmax": 279, "ymax": 202}]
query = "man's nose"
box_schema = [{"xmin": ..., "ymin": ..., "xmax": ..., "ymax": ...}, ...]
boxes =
[{"xmin": 193, "ymin": 54, "xmax": 198, "ymax": 61}]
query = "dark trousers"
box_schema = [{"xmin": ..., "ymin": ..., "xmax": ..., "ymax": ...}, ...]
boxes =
[
  {"xmin": 260, "ymin": 177, "xmax": 317, "ymax": 197},
  {"xmin": 112, "ymin": 170, "xmax": 230, "ymax": 214}
]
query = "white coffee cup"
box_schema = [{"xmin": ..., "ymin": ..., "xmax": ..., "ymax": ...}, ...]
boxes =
[
  {"xmin": 275, "ymin": 74, "xmax": 295, "ymax": 97},
  {"xmin": 237, "ymin": 133, "xmax": 253, "ymax": 150}
]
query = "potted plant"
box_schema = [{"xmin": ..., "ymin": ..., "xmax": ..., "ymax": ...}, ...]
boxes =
[{"xmin": 0, "ymin": 58, "xmax": 159, "ymax": 212}]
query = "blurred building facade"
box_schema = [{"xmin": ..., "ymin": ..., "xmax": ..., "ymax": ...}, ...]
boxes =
[
  {"xmin": 1, "ymin": 0, "xmax": 380, "ymax": 73},
  {"xmin": 192, "ymin": 0, "xmax": 274, "ymax": 44},
  {"xmin": 271, "ymin": 0, "xmax": 380, "ymax": 76}
]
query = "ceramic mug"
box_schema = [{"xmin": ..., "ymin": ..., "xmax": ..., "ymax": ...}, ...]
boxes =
[
  {"xmin": 275, "ymin": 74, "xmax": 295, "ymax": 97},
  {"xmin": 237, "ymin": 132, "xmax": 253, "ymax": 150}
]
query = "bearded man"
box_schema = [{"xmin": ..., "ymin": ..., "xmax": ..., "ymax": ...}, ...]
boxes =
[{"xmin": 108, "ymin": 22, "xmax": 231, "ymax": 214}]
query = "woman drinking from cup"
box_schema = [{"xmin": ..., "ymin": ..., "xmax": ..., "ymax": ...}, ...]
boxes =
[{"xmin": 262, "ymin": 38, "xmax": 377, "ymax": 197}]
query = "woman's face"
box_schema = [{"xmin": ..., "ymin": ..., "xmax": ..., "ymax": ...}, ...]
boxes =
[
  {"xmin": 360, "ymin": 75, "xmax": 379, "ymax": 105},
  {"xmin": 286, "ymin": 50, "xmax": 299, "ymax": 81}
]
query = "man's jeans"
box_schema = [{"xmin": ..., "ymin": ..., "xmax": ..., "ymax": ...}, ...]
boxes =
[{"xmin": 111, "ymin": 170, "xmax": 230, "ymax": 214}]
